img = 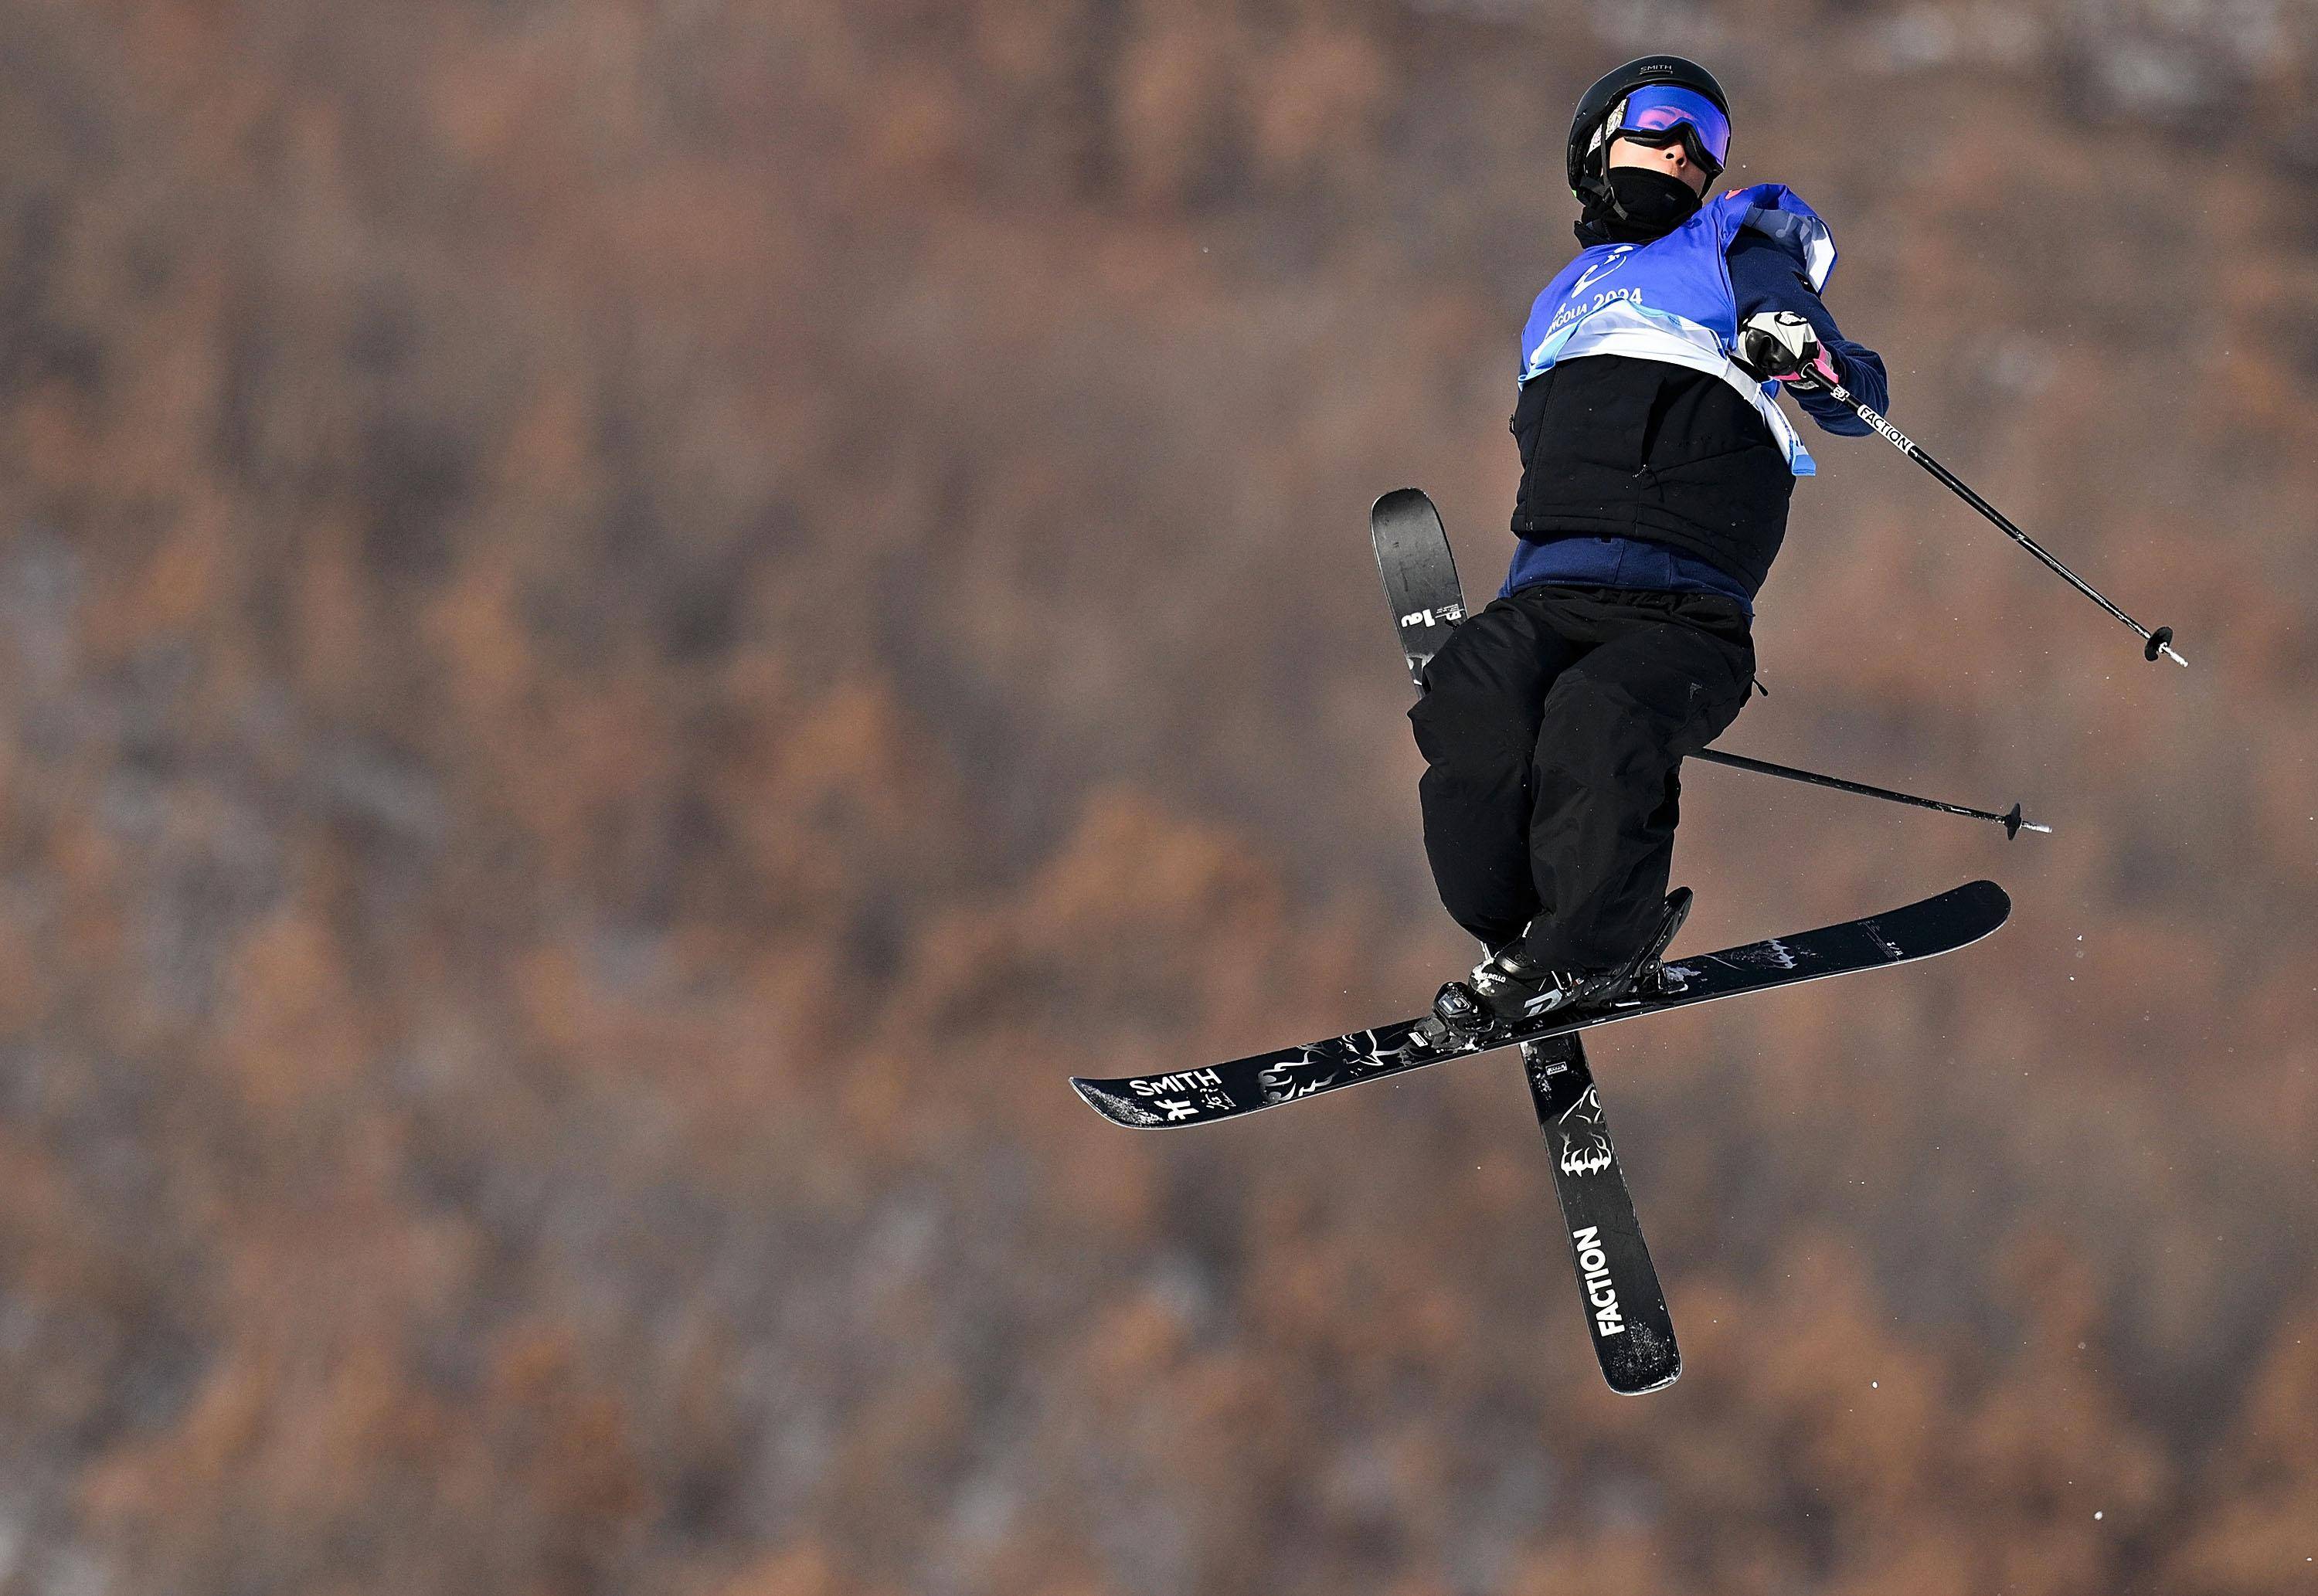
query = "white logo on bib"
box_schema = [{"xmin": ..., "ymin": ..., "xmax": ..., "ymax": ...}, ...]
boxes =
[{"xmin": 1569, "ymin": 246, "xmax": 1636, "ymax": 297}]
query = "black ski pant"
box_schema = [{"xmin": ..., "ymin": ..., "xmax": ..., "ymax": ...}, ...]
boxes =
[{"xmin": 1409, "ymin": 583, "xmax": 1755, "ymax": 971}]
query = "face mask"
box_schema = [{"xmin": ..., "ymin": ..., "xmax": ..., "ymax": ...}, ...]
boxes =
[{"xmin": 1603, "ymin": 166, "xmax": 1703, "ymax": 236}]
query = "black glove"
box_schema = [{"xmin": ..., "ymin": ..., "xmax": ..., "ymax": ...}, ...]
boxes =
[{"xmin": 1735, "ymin": 311, "xmax": 1837, "ymax": 388}]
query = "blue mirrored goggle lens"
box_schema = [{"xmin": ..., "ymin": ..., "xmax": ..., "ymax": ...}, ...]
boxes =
[{"xmin": 1615, "ymin": 86, "xmax": 1731, "ymax": 168}]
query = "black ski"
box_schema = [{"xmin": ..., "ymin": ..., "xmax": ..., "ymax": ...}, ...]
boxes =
[
  {"xmin": 1068, "ymin": 876, "xmax": 2010, "ymax": 1127},
  {"xmin": 1374, "ymin": 484, "xmax": 1681, "ymax": 1393},
  {"xmin": 1525, "ymin": 1034, "xmax": 1680, "ymax": 1394},
  {"xmin": 1371, "ymin": 487, "xmax": 1466, "ymax": 688}
]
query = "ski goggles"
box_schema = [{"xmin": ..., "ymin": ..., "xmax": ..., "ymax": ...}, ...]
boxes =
[{"xmin": 1609, "ymin": 87, "xmax": 1731, "ymax": 175}]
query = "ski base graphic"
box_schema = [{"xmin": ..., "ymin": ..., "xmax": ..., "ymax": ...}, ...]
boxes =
[{"xmin": 1527, "ymin": 1034, "xmax": 1681, "ymax": 1394}]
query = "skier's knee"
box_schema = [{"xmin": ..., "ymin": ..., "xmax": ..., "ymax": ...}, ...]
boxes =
[{"xmin": 1411, "ymin": 674, "xmax": 1538, "ymax": 769}]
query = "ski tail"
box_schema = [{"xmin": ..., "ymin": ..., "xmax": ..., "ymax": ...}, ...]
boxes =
[
  {"xmin": 1371, "ymin": 487, "xmax": 1464, "ymax": 688},
  {"xmin": 1525, "ymin": 1034, "xmax": 1681, "ymax": 1394}
]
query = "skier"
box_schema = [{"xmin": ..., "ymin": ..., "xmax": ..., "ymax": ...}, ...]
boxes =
[{"xmin": 1417, "ymin": 55, "xmax": 1891, "ymax": 1033}]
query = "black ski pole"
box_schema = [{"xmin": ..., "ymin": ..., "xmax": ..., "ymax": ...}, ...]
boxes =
[
  {"xmin": 1694, "ymin": 746, "xmax": 2049, "ymax": 839},
  {"xmin": 1797, "ymin": 373, "xmax": 2188, "ymax": 668}
]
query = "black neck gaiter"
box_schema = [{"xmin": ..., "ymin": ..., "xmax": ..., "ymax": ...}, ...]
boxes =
[{"xmin": 1574, "ymin": 167, "xmax": 1705, "ymax": 246}]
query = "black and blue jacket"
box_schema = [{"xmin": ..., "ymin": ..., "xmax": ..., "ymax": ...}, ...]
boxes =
[{"xmin": 1503, "ymin": 184, "xmax": 1889, "ymax": 608}]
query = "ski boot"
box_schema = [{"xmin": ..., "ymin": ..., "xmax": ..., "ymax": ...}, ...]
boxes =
[
  {"xmin": 1467, "ymin": 946, "xmax": 1616, "ymax": 1025},
  {"xmin": 1419, "ymin": 888, "xmax": 1694, "ymax": 1046},
  {"xmin": 1417, "ymin": 947, "xmax": 1586, "ymax": 1048}
]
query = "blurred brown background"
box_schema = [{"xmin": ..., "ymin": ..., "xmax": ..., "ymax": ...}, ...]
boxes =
[{"xmin": 2, "ymin": 1, "xmax": 2315, "ymax": 1591}]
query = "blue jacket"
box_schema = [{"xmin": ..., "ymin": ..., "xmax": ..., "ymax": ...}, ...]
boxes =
[{"xmin": 1504, "ymin": 185, "xmax": 1888, "ymax": 607}]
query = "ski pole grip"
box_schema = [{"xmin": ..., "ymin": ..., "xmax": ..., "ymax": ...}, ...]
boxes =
[{"xmin": 2144, "ymin": 625, "xmax": 2173, "ymax": 663}]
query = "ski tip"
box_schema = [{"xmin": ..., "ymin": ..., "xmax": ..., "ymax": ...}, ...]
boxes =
[
  {"xmin": 1603, "ymin": 1334, "xmax": 1682, "ymax": 1396},
  {"xmin": 1369, "ymin": 486, "xmax": 1441, "ymax": 528},
  {"xmin": 1610, "ymin": 1360, "xmax": 1683, "ymax": 1397},
  {"xmin": 1966, "ymin": 878, "xmax": 2011, "ymax": 918},
  {"xmin": 1946, "ymin": 878, "xmax": 2012, "ymax": 934},
  {"xmin": 1068, "ymin": 1077, "xmax": 1170, "ymax": 1129}
]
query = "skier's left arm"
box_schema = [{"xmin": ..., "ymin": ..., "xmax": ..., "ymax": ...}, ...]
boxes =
[{"xmin": 1727, "ymin": 233, "xmax": 1888, "ymax": 436}]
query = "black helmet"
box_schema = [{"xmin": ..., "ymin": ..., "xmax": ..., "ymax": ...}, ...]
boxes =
[{"xmin": 1565, "ymin": 55, "xmax": 1731, "ymax": 207}]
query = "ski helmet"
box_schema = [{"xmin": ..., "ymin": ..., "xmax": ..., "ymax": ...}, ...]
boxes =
[{"xmin": 1565, "ymin": 56, "xmax": 1732, "ymax": 208}]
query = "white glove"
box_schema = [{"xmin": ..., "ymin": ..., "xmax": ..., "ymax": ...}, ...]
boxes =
[{"xmin": 1736, "ymin": 311, "xmax": 1839, "ymax": 388}]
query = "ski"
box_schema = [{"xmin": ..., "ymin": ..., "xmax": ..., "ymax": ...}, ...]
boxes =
[
  {"xmin": 1067, "ymin": 877, "xmax": 2010, "ymax": 1127},
  {"xmin": 1373, "ymin": 484, "xmax": 1681, "ymax": 1392},
  {"xmin": 1525, "ymin": 1034, "xmax": 1680, "ymax": 1394},
  {"xmin": 1371, "ymin": 486, "xmax": 1466, "ymax": 688}
]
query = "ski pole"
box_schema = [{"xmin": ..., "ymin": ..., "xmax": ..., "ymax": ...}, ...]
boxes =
[
  {"xmin": 1694, "ymin": 746, "xmax": 2049, "ymax": 839},
  {"xmin": 1796, "ymin": 373, "xmax": 2188, "ymax": 668}
]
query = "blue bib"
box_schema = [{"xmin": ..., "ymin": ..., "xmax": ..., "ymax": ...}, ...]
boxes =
[{"xmin": 1518, "ymin": 184, "xmax": 1837, "ymax": 476}]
